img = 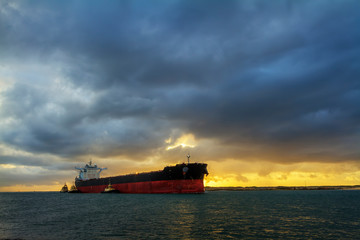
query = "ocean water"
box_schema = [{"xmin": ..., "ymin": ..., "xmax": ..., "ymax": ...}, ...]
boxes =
[{"xmin": 0, "ymin": 190, "xmax": 359, "ymax": 239}]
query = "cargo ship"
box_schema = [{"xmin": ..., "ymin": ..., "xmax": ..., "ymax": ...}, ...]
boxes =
[{"xmin": 75, "ymin": 155, "xmax": 208, "ymax": 193}]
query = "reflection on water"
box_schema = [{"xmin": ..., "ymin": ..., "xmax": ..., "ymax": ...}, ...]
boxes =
[
  {"xmin": 167, "ymin": 200, "xmax": 196, "ymax": 239},
  {"xmin": 0, "ymin": 190, "xmax": 359, "ymax": 239}
]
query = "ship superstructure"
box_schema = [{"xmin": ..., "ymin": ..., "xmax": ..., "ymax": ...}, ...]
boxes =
[{"xmin": 75, "ymin": 161, "xmax": 107, "ymax": 180}]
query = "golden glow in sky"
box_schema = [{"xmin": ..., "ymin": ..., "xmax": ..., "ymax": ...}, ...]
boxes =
[
  {"xmin": 0, "ymin": 184, "xmax": 65, "ymax": 192},
  {"xmin": 1, "ymin": 156, "xmax": 360, "ymax": 192},
  {"xmin": 204, "ymin": 160, "xmax": 360, "ymax": 187}
]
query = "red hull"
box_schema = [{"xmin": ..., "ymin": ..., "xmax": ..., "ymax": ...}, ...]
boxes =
[{"xmin": 77, "ymin": 179, "xmax": 205, "ymax": 193}]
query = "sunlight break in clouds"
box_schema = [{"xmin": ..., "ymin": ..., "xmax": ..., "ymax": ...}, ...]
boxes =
[{"xmin": 166, "ymin": 134, "xmax": 197, "ymax": 150}]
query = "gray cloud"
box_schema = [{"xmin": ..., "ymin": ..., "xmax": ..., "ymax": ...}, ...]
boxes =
[{"xmin": 0, "ymin": 0, "xmax": 360, "ymax": 178}]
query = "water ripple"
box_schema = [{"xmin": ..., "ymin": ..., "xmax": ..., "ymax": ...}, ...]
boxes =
[{"xmin": 0, "ymin": 191, "xmax": 359, "ymax": 239}]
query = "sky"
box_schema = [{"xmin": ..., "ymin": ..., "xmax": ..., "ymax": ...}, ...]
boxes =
[{"xmin": 0, "ymin": 0, "xmax": 360, "ymax": 191}]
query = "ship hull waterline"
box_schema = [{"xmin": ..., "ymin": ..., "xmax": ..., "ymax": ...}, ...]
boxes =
[{"xmin": 77, "ymin": 179, "xmax": 205, "ymax": 194}]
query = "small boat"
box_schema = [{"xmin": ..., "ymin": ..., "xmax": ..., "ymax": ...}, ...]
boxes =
[
  {"xmin": 68, "ymin": 185, "xmax": 79, "ymax": 193},
  {"xmin": 60, "ymin": 183, "xmax": 68, "ymax": 193},
  {"xmin": 102, "ymin": 182, "xmax": 119, "ymax": 193}
]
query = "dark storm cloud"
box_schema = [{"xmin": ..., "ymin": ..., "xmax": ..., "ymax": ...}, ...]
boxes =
[
  {"xmin": 0, "ymin": 0, "xmax": 360, "ymax": 165},
  {"xmin": 0, "ymin": 163, "xmax": 73, "ymax": 187},
  {"xmin": 0, "ymin": 155, "xmax": 77, "ymax": 171}
]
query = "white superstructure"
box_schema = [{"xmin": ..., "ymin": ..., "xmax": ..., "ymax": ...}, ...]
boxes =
[{"xmin": 75, "ymin": 161, "xmax": 107, "ymax": 180}]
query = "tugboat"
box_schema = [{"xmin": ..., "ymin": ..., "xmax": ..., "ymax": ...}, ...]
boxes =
[
  {"xmin": 102, "ymin": 182, "xmax": 120, "ymax": 193},
  {"xmin": 60, "ymin": 183, "xmax": 68, "ymax": 193},
  {"xmin": 68, "ymin": 184, "xmax": 79, "ymax": 193}
]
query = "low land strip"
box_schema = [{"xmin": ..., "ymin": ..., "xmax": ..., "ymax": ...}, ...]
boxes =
[{"xmin": 205, "ymin": 185, "xmax": 360, "ymax": 191}]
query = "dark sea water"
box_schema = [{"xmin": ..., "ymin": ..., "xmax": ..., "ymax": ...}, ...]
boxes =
[{"xmin": 0, "ymin": 190, "xmax": 359, "ymax": 239}]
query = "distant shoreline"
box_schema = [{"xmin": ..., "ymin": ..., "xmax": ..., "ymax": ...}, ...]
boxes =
[
  {"xmin": 1, "ymin": 185, "xmax": 360, "ymax": 193},
  {"xmin": 205, "ymin": 185, "xmax": 360, "ymax": 191}
]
